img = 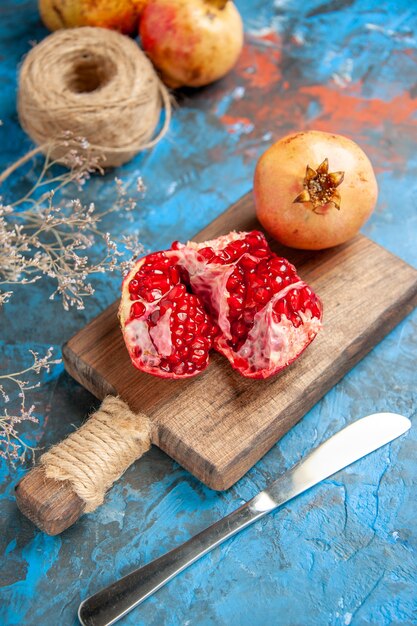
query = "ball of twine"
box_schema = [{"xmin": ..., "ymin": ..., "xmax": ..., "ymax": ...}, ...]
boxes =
[{"xmin": 18, "ymin": 27, "xmax": 171, "ymax": 168}]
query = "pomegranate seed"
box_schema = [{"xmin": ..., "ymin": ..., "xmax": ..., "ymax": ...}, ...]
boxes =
[
  {"xmin": 226, "ymin": 267, "xmax": 243, "ymax": 292},
  {"xmin": 310, "ymin": 301, "xmax": 321, "ymax": 318},
  {"xmin": 226, "ymin": 275, "xmax": 239, "ymax": 292},
  {"xmin": 268, "ymin": 257, "xmax": 284, "ymax": 269},
  {"xmin": 169, "ymin": 267, "xmax": 180, "ymax": 283},
  {"xmin": 270, "ymin": 275, "xmax": 283, "ymax": 292},
  {"xmin": 229, "ymin": 239, "xmax": 249, "ymax": 253},
  {"xmin": 248, "ymin": 274, "xmax": 264, "ymax": 288},
  {"xmin": 232, "ymin": 320, "xmax": 247, "ymax": 337},
  {"xmin": 292, "ymin": 313, "xmax": 302, "ymax": 328},
  {"xmin": 190, "ymin": 352, "xmax": 206, "ymax": 364},
  {"xmin": 274, "ymin": 299, "xmax": 289, "ymax": 318},
  {"xmin": 229, "ymin": 294, "xmax": 243, "ymax": 307},
  {"xmin": 218, "ymin": 250, "xmax": 233, "ymax": 263},
  {"xmin": 272, "ymin": 311, "xmax": 281, "ymax": 323},
  {"xmin": 175, "ymin": 324, "xmax": 185, "ymax": 336},
  {"xmin": 142, "ymin": 291, "xmax": 153, "ymax": 303},
  {"xmin": 129, "ymin": 279, "xmax": 139, "ymax": 293},
  {"xmin": 288, "ymin": 289, "xmax": 300, "ymax": 310},
  {"xmin": 200, "ymin": 322, "xmax": 212, "ymax": 336},
  {"xmin": 198, "ymin": 247, "xmax": 215, "ymax": 261},
  {"xmin": 159, "ymin": 359, "xmax": 171, "ymax": 372},
  {"xmin": 240, "ymin": 256, "xmax": 257, "ymax": 271},
  {"xmin": 228, "ymin": 296, "xmax": 243, "ymax": 319},
  {"xmin": 146, "ymin": 252, "xmax": 166, "ymax": 263},
  {"xmin": 172, "ymin": 362, "xmax": 186, "ymax": 375},
  {"xmin": 229, "ymin": 309, "xmax": 242, "ymax": 320},
  {"xmin": 170, "ymin": 284, "xmax": 187, "ymax": 299},
  {"xmin": 246, "ymin": 231, "xmax": 266, "ymax": 247},
  {"xmin": 254, "ymin": 287, "xmax": 271, "ymax": 304},
  {"xmin": 232, "ymin": 355, "xmax": 250, "ymax": 370},
  {"xmin": 151, "ymin": 278, "xmax": 170, "ymax": 292},
  {"xmin": 146, "ymin": 289, "xmax": 163, "ymax": 302},
  {"xmin": 255, "ymin": 247, "xmax": 270, "ymax": 258},
  {"xmin": 183, "ymin": 332, "xmax": 194, "ymax": 343},
  {"xmin": 171, "ymin": 241, "xmax": 181, "ymax": 250}
]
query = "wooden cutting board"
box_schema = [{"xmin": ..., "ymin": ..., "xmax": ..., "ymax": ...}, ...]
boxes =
[{"xmin": 62, "ymin": 192, "xmax": 417, "ymax": 490}]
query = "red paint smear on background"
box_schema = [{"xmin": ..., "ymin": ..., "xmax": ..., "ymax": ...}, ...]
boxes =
[
  {"xmin": 303, "ymin": 84, "xmax": 417, "ymax": 128},
  {"xmin": 218, "ymin": 35, "xmax": 417, "ymax": 171},
  {"xmin": 237, "ymin": 33, "xmax": 282, "ymax": 89},
  {"xmin": 220, "ymin": 114, "xmax": 253, "ymax": 133}
]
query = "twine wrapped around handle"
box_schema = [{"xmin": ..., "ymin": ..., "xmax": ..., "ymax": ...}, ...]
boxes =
[{"xmin": 15, "ymin": 396, "xmax": 152, "ymax": 535}]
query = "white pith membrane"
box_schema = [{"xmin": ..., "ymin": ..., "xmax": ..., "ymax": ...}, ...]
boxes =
[
  {"xmin": 182, "ymin": 232, "xmax": 260, "ymax": 341},
  {"xmin": 123, "ymin": 297, "xmax": 172, "ymax": 371},
  {"xmin": 218, "ymin": 281, "xmax": 322, "ymax": 378},
  {"xmin": 189, "ymin": 264, "xmax": 234, "ymax": 339},
  {"xmin": 120, "ymin": 254, "xmax": 187, "ymax": 376},
  {"xmin": 124, "ymin": 317, "xmax": 160, "ymax": 368}
]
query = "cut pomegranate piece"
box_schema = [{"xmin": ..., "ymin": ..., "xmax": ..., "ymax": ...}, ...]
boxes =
[
  {"xmin": 119, "ymin": 231, "xmax": 322, "ymax": 379},
  {"xmin": 119, "ymin": 250, "xmax": 218, "ymax": 379}
]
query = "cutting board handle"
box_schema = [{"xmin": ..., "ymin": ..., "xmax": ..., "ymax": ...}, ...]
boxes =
[{"xmin": 15, "ymin": 396, "xmax": 151, "ymax": 535}]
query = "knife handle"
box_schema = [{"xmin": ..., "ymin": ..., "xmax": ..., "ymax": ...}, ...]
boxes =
[
  {"xmin": 15, "ymin": 396, "xmax": 151, "ymax": 535},
  {"xmin": 79, "ymin": 497, "xmax": 270, "ymax": 626}
]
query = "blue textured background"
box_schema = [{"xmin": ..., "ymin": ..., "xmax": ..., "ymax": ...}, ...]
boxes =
[{"xmin": 1, "ymin": 1, "xmax": 417, "ymax": 625}]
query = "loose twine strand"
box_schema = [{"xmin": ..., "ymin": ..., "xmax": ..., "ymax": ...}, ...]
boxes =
[
  {"xmin": 17, "ymin": 27, "xmax": 172, "ymax": 168},
  {"xmin": 40, "ymin": 396, "xmax": 151, "ymax": 512}
]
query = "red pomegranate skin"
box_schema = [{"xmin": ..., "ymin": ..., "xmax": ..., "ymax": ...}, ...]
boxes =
[{"xmin": 139, "ymin": 0, "xmax": 244, "ymax": 88}]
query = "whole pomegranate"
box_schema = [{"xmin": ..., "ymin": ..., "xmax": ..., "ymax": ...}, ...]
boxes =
[
  {"xmin": 119, "ymin": 231, "xmax": 322, "ymax": 379},
  {"xmin": 39, "ymin": 0, "xmax": 145, "ymax": 34},
  {"xmin": 139, "ymin": 0, "xmax": 244, "ymax": 88},
  {"xmin": 254, "ymin": 131, "xmax": 378, "ymax": 250}
]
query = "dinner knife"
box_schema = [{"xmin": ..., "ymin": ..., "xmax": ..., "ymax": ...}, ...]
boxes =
[{"xmin": 78, "ymin": 412, "xmax": 410, "ymax": 626}]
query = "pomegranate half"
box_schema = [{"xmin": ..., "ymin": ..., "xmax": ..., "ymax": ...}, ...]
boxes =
[{"xmin": 119, "ymin": 231, "xmax": 322, "ymax": 379}]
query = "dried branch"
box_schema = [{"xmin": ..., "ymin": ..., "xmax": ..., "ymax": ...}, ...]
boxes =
[
  {"xmin": 0, "ymin": 347, "xmax": 61, "ymax": 466},
  {"xmin": 0, "ymin": 132, "xmax": 146, "ymax": 466},
  {"xmin": 0, "ymin": 133, "xmax": 145, "ymax": 309}
]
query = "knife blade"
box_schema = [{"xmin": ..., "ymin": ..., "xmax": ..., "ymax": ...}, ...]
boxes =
[{"xmin": 78, "ymin": 412, "xmax": 410, "ymax": 626}]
